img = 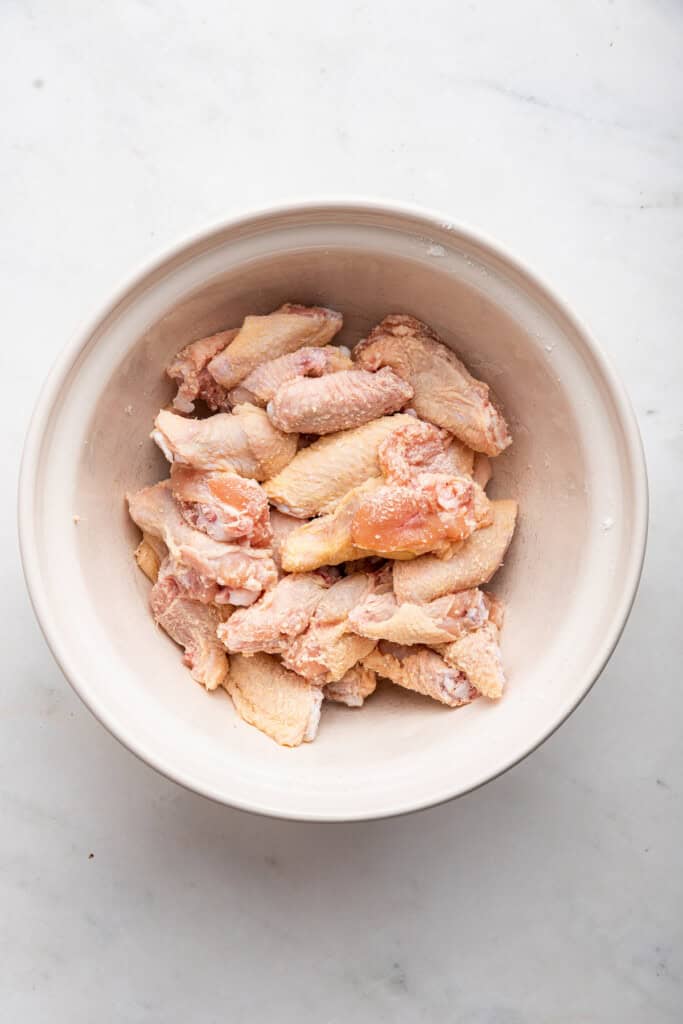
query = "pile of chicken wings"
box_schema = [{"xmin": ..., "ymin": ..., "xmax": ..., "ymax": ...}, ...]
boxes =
[{"xmin": 128, "ymin": 303, "xmax": 518, "ymax": 746}]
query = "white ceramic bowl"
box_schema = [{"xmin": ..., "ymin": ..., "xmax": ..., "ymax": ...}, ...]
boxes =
[{"xmin": 19, "ymin": 200, "xmax": 647, "ymax": 821}]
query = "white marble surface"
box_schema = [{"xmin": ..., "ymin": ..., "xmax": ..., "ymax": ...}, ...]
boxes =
[{"xmin": 3, "ymin": 1, "xmax": 682, "ymax": 1019}]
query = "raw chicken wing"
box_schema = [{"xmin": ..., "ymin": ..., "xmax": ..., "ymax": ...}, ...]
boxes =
[
  {"xmin": 152, "ymin": 404, "xmax": 297, "ymax": 480},
  {"xmin": 167, "ymin": 329, "xmax": 237, "ymax": 413},
  {"xmin": 267, "ymin": 367, "xmax": 414, "ymax": 435},
  {"xmin": 351, "ymin": 473, "xmax": 492, "ymax": 558},
  {"xmin": 135, "ymin": 531, "xmax": 168, "ymax": 583},
  {"xmin": 269, "ymin": 508, "xmax": 306, "ymax": 574},
  {"xmin": 364, "ymin": 643, "xmax": 477, "ymax": 708},
  {"xmin": 324, "ymin": 665, "xmax": 377, "ymax": 707},
  {"xmin": 439, "ymin": 621, "xmax": 505, "ymax": 699},
  {"xmin": 378, "ymin": 419, "xmax": 474, "ymax": 482},
  {"xmin": 282, "ymin": 574, "xmax": 377, "ymax": 683},
  {"xmin": 208, "ymin": 304, "xmax": 343, "ymax": 389},
  {"xmin": 263, "ymin": 414, "xmax": 413, "ymax": 517},
  {"xmin": 228, "ymin": 345, "xmax": 352, "ymax": 406},
  {"xmin": 170, "ymin": 465, "xmax": 271, "ymax": 546},
  {"xmin": 392, "ymin": 499, "xmax": 517, "ymax": 603},
  {"xmin": 218, "ymin": 573, "xmax": 330, "ymax": 655},
  {"xmin": 354, "ymin": 315, "xmax": 511, "ymax": 456},
  {"xmin": 348, "ymin": 587, "xmax": 491, "ymax": 646},
  {"xmin": 150, "ymin": 566, "xmax": 229, "ymax": 690},
  {"xmin": 128, "ymin": 481, "xmax": 277, "ymax": 604},
  {"xmin": 279, "ymin": 479, "xmax": 382, "ymax": 572},
  {"xmin": 472, "ymin": 453, "xmax": 492, "ymax": 490},
  {"xmin": 225, "ymin": 652, "xmax": 323, "ymax": 747}
]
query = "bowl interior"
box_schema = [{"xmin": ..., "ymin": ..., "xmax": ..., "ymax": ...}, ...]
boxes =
[{"xmin": 25, "ymin": 206, "xmax": 644, "ymax": 819}]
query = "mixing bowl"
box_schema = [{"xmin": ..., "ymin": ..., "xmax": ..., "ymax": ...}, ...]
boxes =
[{"xmin": 19, "ymin": 200, "xmax": 647, "ymax": 820}]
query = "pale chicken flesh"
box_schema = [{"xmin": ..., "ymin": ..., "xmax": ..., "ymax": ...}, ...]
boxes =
[
  {"xmin": 167, "ymin": 329, "xmax": 237, "ymax": 413},
  {"xmin": 150, "ymin": 565, "xmax": 229, "ymax": 690},
  {"xmin": 152, "ymin": 404, "xmax": 297, "ymax": 480},
  {"xmin": 350, "ymin": 473, "xmax": 493, "ymax": 558},
  {"xmin": 354, "ymin": 314, "xmax": 511, "ymax": 456},
  {"xmin": 228, "ymin": 345, "xmax": 352, "ymax": 407},
  {"xmin": 348, "ymin": 587, "xmax": 491, "ymax": 646},
  {"xmin": 225, "ymin": 652, "xmax": 323, "ymax": 746},
  {"xmin": 378, "ymin": 419, "xmax": 475, "ymax": 483},
  {"xmin": 267, "ymin": 367, "xmax": 414, "ymax": 435},
  {"xmin": 263, "ymin": 413, "xmax": 414, "ymax": 517},
  {"xmin": 392, "ymin": 499, "xmax": 518, "ymax": 603},
  {"xmin": 218, "ymin": 572, "xmax": 330, "ymax": 655},
  {"xmin": 364, "ymin": 643, "xmax": 477, "ymax": 708},
  {"xmin": 128, "ymin": 481, "xmax": 277, "ymax": 604},
  {"xmin": 324, "ymin": 665, "xmax": 377, "ymax": 707},
  {"xmin": 207, "ymin": 304, "xmax": 343, "ymax": 390},
  {"xmin": 281, "ymin": 574, "xmax": 377, "ymax": 683},
  {"xmin": 170, "ymin": 464, "xmax": 272, "ymax": 546}
]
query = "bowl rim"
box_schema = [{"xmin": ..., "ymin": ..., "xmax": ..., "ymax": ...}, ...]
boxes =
[{"xmin": 18, "ymin": 197, "xmax": 649, "ymax": 821}]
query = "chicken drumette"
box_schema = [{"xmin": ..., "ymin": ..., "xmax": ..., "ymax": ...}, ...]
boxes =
[{"xmin": 354, "ymin": 314, "xmax": 511, "ymax": 456}]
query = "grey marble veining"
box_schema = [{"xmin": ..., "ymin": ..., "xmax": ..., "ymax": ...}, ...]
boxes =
[{"xmin": 3, "ymin": 1, "xmax": 682, "ymax": 1020}]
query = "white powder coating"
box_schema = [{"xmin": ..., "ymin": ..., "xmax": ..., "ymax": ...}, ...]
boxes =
[
  {"xmin": 427, "ymin": 243, "xmax": 446, "ymax": 257},
  {"xmin": 601, "ymin": 516, "xmax": 615, "ymax": 532}
]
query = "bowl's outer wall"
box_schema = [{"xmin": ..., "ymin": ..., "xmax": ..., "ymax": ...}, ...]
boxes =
[{"xmin": 20, "ymin": 204, "xmax": 647, "ymax": 820}]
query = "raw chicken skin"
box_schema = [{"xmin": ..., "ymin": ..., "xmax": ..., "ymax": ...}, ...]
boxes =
[
  {"xmin": 324, "ymin": 665, "xmax": 377, "ymax": 707},
  {"xmin": 282, "ymin": 574, "xmax": 377, "ymax": 683},
  {"xmin": 135, "ymin": 531, "xmax": 167, "ymax": 582},
  {"xmin": 208, "ymin": 304, "xmax": 343, "ymax": 390},
  {"xmin": 279, "ymin": 479, "xmax": 382, "ymax": 572},
  {"xmin": 484, "ymin": 592, "xmax": 506, "ymax": 631},
  {"xmin": 225, "ymin": 652, "xmax": 323, "ymax": 747},
  {"xmin": 263, "ymin": 414, "xmax": 414, "ymax": 517},
  {"xmin": 267, "ymin": 367, "xmax": 414, "ymax": 435},
  {"xmin": 218, "ymin": 573, "xmax": 330, "ymax": 655},
  {"xmin": 348, "ymin": 587, "xmax": 491, "ymax": 646},
  {"xmin": 167, "ymin": 329, "xmax": 237, "ymax": 413},
  {"xmin": 472, "ymin": 453, "xmax": 492, "ymax": 490},
  {"xmin": 351, "ymin": 473, "xmax": 493, "ymax": 558},
  {"xmin": 378, "ymin": 419, "xmax": 475, "ymax": 483},
  {"xmin": 149, "ymin": 566, "xmax": 229, "ymax": 690},
  {"xmin": 128, "ymin": 481, "xmax": 277, "ymax": 604},
  {"xmin": 392, "ymin": 499, "xmax": 517, "ymax": 603},
  {"xmin": 152, "ymin": 404, "xmax": 297, "ymax": 480},
  {"xmin": 354, "ymin": 315, "xmax": 511, "ymax": 456},
  {"xmin": 269, "ymin": 508, "xmax": 306, "ymax": 574},
  {"xmin": 364, "ymin": 643, "xmax": 477, "ymax": 708},
  {"xmin": 170, "ymin": 465, "xmax": 271, "ymax": 546},
  {"xmin": 228, "ymin": 345, "xmax": 352, "ymax": 407},
  {"xmin": 439, "ymin": 621, "xmax": 505, "ymax": 699}
]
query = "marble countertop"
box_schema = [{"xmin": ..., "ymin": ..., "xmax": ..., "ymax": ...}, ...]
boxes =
[{"xmin": 4, "ymin": 1, "xmax": 681, "ymax": 1020}]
